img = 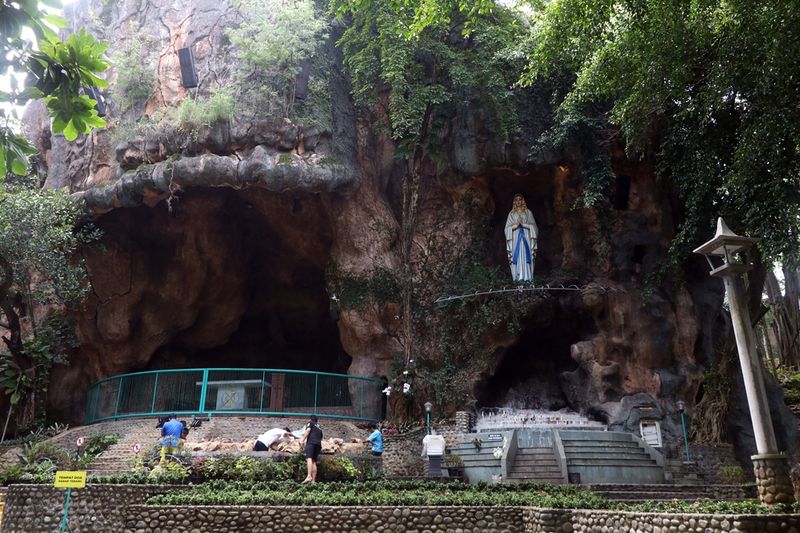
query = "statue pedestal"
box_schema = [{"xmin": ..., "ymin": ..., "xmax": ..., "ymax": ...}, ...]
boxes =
[{"xmin": 751, "ymin": 453, "xmax": 795, "ymax": 505}]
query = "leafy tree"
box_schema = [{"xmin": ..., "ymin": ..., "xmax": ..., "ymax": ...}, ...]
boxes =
[
  {"xmin": 1, "ymin": 0, "xmax": 109, "ymax": 174},
  {"xmin": 0, "ymin": 179, "xmax": 100, "ymax": 434},
  {"xmin": 521, "ymin": 0, "xmax": 800, "ymax": 268},
  {"xmin": 227, "ymin": 0, "xmax": 328, "ymax": 117},
  {"xmin": 0, "ymin": 1, "xmax": 107, "ymax": 432}
]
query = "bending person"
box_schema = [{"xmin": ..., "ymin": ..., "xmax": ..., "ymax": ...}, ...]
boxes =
[{"xmin": 254, "ymin": 427, "xmax": 294, "ymax": 451}]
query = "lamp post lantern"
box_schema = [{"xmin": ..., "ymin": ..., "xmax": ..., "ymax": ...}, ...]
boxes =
[
  {"xmin": 676, "ymin": 400, "xmax": 691, "ymax": 462},
  {"xmin": 424, "ymin": 402, "xmax": 433, "ymax": 435},
  {"xmin": 694, "ymin": 218, "xmax": 794, "ymax": 505}
]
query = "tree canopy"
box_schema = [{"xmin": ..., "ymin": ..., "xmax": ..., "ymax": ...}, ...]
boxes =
[
  {"xmin": 333, "ymin": 0, "xmax": 800, "ymax": 268},
  {"xmin": 1, "ymin": 0, "xmax": 109, "ymax": 174},
  {"xmin": 524, "ymin": 0, "xmax": 800, "ymax": 267}
]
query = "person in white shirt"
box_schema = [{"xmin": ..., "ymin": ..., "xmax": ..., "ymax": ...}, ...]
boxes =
[
  {"xmin": 421, "ymin": 430, "xmax": 446, "ymax": 477},
  {"xmin": 254, "ymin": 427, "xmax": 293, "ymax": 451}
]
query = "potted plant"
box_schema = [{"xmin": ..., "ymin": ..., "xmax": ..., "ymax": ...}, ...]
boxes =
[{"xmin": 443, "ymin": 454, "xmax": 464, "ymax": 479}]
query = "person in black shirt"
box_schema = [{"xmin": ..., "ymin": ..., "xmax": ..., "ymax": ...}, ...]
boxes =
[{"xmin": 301, "ymin": 415, "xmax": 323, "ymax": 483}]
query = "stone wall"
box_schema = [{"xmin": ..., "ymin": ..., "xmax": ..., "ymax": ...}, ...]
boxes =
[
  {"xmin": 0, "ymin": 484, "xmax": 173, "ymax": 533},
  {"xmin": 3, "ymin": 484, "xmax": 798, "ymax": 533},
  {"xmin": 123, "ymin": 506, "xmax": 800, "ymax": 533},
  {"xmin": 522, "ymin": 507, "xmax": 800, "ymax": 533},
  {"xmin": 124, "ymin": 505, "xmax": 521, "ymax": 532},
  {"xmin": 382, "ymin": 428, "xmax": 426, "ymax": 477},
  {"xmin": 692, "ymin": 443, "xmax": 754, "ymax": 483}
]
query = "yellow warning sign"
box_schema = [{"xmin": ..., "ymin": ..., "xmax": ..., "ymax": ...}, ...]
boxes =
[{"xmin": 54, "ymin": 471, "xmax": 86, "ymax": 489}]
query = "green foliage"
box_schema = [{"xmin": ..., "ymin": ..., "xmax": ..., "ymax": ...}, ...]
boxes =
[
  {"xmin": 442, "ymin": 454, "xmax": 463, "ymax": 468},
  {"xmin": 718, "ymin": 465, "xmax": 745, "ymax": 485},
  {"xmin": 0, "ymin": 179, "xmax": 99, "ymax": 422},
  {"xmin": 81, "ymin": 432, "xmax": 119, "ymax": 457},
  {"xmin": 146, "ymin": 479, "xmax": 613, "ymax": 508},
  {"xmin": 627, "ymin": 498, "xmax": 796, "ymax": 515},
  {"xmin": 328, "ymin": 267, "xmax": 400, "ymax": 310},
  {"xmin": 523, "ymin": 0, "xmax": 800, "ymax": 266},
  {"xmin": 227, "ymin": 0, "xmax": 328, "ymax": 118},
  {"xmin": 317, "ymin": 456, "xmax": 360, "ymax": 482},
  {"xmin": 1, "ymin": 0, "xmax": 108, "ymax": 165},
  {"xmin": 0, "ymin": 181, "xmax": 100, "ymax": 307},
  {"xmin": 773, "ymin": 363, "xmax": 800, "ymax": 405},
  {"xmin": 110, "ymin": 88, "xmax": 235, "ymax": 145},
  {"xmin": 109, "ymin": 28, "xmax": 157, "ymax": 112},
  {"xmin": 147, "ymin": 460, "xmax": 190, "ymax": 483},
  {"xmin": 332, "ymin": 0, "xmax": 524, "ymax": 144}
]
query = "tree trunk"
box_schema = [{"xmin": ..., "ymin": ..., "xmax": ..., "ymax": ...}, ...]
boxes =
[{"xmin": 765, "ymin": 267, "xmax": 800, "ymax": 368}]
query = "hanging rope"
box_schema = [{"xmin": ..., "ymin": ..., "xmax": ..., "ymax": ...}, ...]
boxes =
[{"xmin": 433, "ymin": 283, "xmax": 617, "ymax": 304}]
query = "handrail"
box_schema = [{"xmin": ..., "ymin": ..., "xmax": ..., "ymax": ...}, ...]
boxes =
[{"xmin": 84, "ymin": 367, "xmax": 385, "ymax": 425}]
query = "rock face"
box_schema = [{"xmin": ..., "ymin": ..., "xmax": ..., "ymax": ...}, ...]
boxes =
[{"xmin": 27, "ymin": 0, "xmax": 795, "ymax": 458}]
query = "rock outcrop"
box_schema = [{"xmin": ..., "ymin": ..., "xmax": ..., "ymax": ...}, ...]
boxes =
[{"xmin": 22, "ymin": 0, "xmax": 795, "ymax": 460}]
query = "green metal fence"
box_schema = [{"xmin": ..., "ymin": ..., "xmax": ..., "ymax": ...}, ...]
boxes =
[{"xmin": 84, "ymin": 368, "xmax": 385, "ymax": 424}]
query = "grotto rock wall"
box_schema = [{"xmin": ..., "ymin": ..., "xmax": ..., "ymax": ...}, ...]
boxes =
[{"xmin": 22, "ymin": 0, "xmax": 796, "ymax": 458}]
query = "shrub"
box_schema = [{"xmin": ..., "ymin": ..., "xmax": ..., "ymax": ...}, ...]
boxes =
[
  {"xmin": 148, "ymin": 461, "xmax": 190, "ymax": 484},
  {"xmin": 718, "ymin": 465, "xmax": 745, "ymax": 484},
  {"xmin": 316, "ymin": 456, "xmax": 360, "ymax": 482}
]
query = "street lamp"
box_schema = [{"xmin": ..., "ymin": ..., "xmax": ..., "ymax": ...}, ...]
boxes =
[
  {"xmin": 424, "ymin": 402, "xmax": 433, "ymax": 435},
  {"xmin": 676, "ymin": 400, "xmax": 691, "ymax": 462},
  {"xmin": 694, "ymin": 218, "xmax": 795, "ymax": 505}
]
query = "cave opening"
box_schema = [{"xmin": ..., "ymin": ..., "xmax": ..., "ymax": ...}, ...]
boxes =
[
  {"xmin": 475, "ymin": 299, "xmax": 593, "ymax": 412},
  {"xmin": 101, "ymin": 187, "xmax": 350, "ymax": 376}
]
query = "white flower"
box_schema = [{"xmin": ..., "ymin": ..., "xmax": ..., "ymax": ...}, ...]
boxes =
[
  {"xmin": 493, "ymin": 447, "xmax": 503, "ymax": 459},
  {"xmin": 402, "ymin": 370, "xmax": 409, "ymax": 375},
  {"xmin": 382, "ymin": 386, "xmax": 392, "ymax": 396},
  {"xmin": 403, "ymin": 383, "xmax": 411, "ymax": 394}
]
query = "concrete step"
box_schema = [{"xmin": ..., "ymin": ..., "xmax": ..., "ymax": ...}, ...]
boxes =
[
  {"xmin": 514, "ymin": 461, "xmax": 558, "ymax": 468},
  {"xmin": 558, "ymin": 432, "xmax": 633, "ymax": 442},
  {"xmin": 565, "ymin": 452, "xmax": 651, "ymax": 460},
  {"xmin": 511, "ymin": 466, "xmax": 561, "ymax": 476},
  {"xmin": 562, "ymin": 442, "xmax": 640, "ymax": 450},
  {"xmin": 566, "ymin": 459, "xmax": 658, "ymax": 467},
  {"xmin": 515, "ymin": 448, "xmax": 554, "ymax": 454}
]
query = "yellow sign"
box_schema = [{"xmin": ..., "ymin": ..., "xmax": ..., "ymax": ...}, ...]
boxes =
[{"xmin": 54, "ymin": 471, "xmax": 86, "ymax": 489}]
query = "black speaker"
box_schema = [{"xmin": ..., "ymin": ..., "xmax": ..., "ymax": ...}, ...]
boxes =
[
  {"xmin": 178, "ymin": 46, "xmax": 198, "ymax": 88},
  {"xmin": 294, "ymin": 59, "xmax": 311, "ymax": 100}
]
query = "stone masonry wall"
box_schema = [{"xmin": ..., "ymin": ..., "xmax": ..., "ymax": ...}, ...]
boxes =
[
  {"xmin": 692, "ymin": 443, "xmax": 755, "ymax": 483},
  {"xmin": 0, "ymin": 484, "xmax": 174, "ymax": 533},
  {"xmin": 3, "ymin": 484, "xmax": 799, "ymax": 533},
  {"xmin": 122, "ymin": 505, "xmax": 800, "ymax": 533},
  {"xmin": 382, "ymin": 428, "xmax": 426, "ymax": 477},
  {"xmin": 124, "ymin": 505, "xmax": 521, "ymax": 532},
  {"xmin": 522, "ymin": 508, "xmax": 800, "ymax": 533}
]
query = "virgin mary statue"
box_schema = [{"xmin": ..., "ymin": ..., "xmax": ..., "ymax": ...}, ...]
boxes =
[{"xmin": 505, "ymin": 193, "xmax": 538, "ymax": 282}]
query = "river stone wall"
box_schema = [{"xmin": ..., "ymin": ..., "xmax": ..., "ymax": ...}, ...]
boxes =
[
  {"xmin": 123, "ymin": 506, "xmax": 800, "ymax": 533},
  {"xmin": 523, "ymin": 508, "xmax": 800, "ymax": 533},
  {"xmin": 4, "ymin": 484, "xmax": 799, "ymax": 533},
  {"xmin": 0, "ymin": 484, "xmax": 174, "ymax": 533}
]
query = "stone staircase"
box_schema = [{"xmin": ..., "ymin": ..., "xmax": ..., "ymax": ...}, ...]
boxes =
[
  {"xmin": 560, "ymin": 430, "xmax": 664, "ymax": 484},
  {"xmin": 587, "ymin": 483, "xmax": 755, "ymax": 503},
  {"xmin": 448, "ymin": 440, "xmax": 501, "ymax": 480},
  {"xmin": 507, "ymin": 447, "xmax": 564, "ymax": 483},
  {"xmin": 86, "ymin": 419, "xmax": 161, "ymax": 477}
]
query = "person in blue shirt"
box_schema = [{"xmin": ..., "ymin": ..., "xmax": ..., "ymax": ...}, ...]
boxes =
[
  {"xmin": 160, "ymin": 414, "xmax": 185, "ymax": 463},
  {"xmin": 367, "ymin": 423, "xmax": 383, "ymax": 456}
]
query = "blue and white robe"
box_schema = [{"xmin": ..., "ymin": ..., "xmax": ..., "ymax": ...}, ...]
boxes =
[{"xmin": 504, "ymin": 208, "xmax": 538, "ymax": 282}]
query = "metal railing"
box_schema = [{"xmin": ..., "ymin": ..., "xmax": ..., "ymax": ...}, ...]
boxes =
[{"xmin": 84, "ymin": 368, "xmax": 385, "ymax": 424}]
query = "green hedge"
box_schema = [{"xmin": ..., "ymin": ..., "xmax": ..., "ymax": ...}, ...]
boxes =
[{"xmin": 144, "ymin": 480, "xmax": 800, "ymax": 514}]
